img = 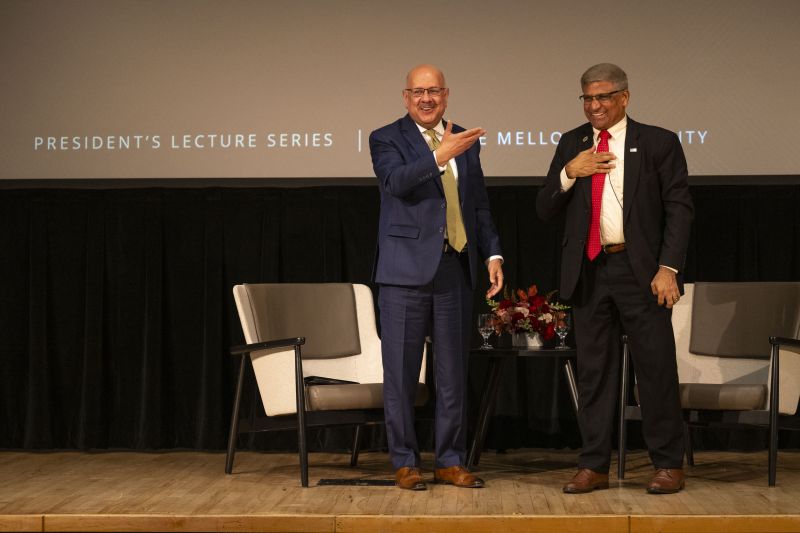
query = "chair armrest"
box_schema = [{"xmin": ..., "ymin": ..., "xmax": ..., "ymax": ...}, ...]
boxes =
[
  {"xmin": 230, "ymin": 337, "xmax": 306, "ymax": 355},
  {"xmin": 770, "ymin": 336, "xmax": 800, "ymax": 348}
]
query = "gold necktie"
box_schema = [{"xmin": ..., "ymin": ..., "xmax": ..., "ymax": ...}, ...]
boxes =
[{"xmin": 425, "ymin": 129, "xmax": 467, "ymax": 252}]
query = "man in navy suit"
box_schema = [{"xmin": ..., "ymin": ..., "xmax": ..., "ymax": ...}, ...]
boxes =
[
  {"xmin": 370, "ymin": 64, "xmax": 504, "ymax": 490},
  {"xmin": 537, "ymin": 63, "xmax": 693, "ymax": 494}
]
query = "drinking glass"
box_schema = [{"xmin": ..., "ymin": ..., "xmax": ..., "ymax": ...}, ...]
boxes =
[
  {"xmin": 554, "ymin": 309, "xmax": 571, "ymax": 349},
  {"xmin": 477, "ymin": 313, "xmax": 495, "ymax": 350}
]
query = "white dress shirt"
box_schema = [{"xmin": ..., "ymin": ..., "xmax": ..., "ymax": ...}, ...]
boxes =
[{"xmin": 559, "ymin": 117, "xmax": 627, "ymax": 246}]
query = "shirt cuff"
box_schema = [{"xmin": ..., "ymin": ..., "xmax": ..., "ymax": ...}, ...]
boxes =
[
  {"xmin": 485, "ymin": 255, "xmax": 504, "ymax": 266},
  {"xmin": 432, "ymin": 150, "xmax": 447, "ymax": 171},
  {"xmin": 560, "ymin": 167, "xmax": 576, "ymax": 191},
  {"xmin": 659, "ymin": 264, "xmax": 678, "ymax": 274}
]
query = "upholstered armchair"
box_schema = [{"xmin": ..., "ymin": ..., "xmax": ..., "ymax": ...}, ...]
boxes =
[
  {"xmin": 226, "ymin": 283, "xmax": 428, "ymax": 486},
  {"xmin": 618, "ymin": 282, "xmax": 800, "ymax": 485}
]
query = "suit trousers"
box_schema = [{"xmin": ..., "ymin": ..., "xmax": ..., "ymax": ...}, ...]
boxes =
[
  {"xmin": 378, "ymin": 251, "xmax": 472, "ymax": 470},
  {"xmin": 573, "ymin": 250, "xmax": 685, "ymax": 473}
]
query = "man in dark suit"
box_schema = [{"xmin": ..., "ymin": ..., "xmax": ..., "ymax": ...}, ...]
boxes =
[
  {"xmin": 536, "ymin": 63, "xmax": 693, "ymax": 494},
  {"xmin": 370, "ymin": 64, "xmax": 504, "ymax": 490}
]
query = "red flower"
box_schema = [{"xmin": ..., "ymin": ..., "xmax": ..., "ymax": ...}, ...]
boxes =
[
  {"xmin": 498, "ymin": 299, "xmax": 514, "ymax": 310},
  {"xmin": 527, "ymin": 285, "xmax": 539, "ymax": 299},
  {"xmin": 487, "ymin": 284, "xmax": 562, "ymax": 336}
]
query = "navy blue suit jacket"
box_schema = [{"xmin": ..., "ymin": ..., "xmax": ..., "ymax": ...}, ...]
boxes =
[{"xmin": 369, "ymin": 114, "xmax": 502, "ymax": 288}]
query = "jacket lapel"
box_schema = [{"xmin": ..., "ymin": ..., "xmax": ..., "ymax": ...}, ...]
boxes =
[
  {"xmin": 455, "ymin": 152, "xmax": 467, "ymax": 200},
  {"xmin": 577, "ymin": 124, "xmax": 594, "ymax": 207},
  {"xmin": 623, "ymin": 118, "xmax": 641, "ymax": 224},
  {"xmin": 444, "ymin": 119, "xmax": 466, "ymax": 200},
  {"xmin": 401, "ymin": 114, "xmax": 444, "ymax": 195}
]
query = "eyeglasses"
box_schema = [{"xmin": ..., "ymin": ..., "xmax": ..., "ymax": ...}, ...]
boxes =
[
  {"xmin": 579, "ymin": 89, "xmax": 625, "ymax": 104},
  {"xmin": 404, "ymin": 87, "xmax": 447, "ymax": 98}
]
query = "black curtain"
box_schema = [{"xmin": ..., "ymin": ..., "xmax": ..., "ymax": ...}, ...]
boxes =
[{"xmin": 1, "ymin": 185, "xmax": 799, "ymax": 452}]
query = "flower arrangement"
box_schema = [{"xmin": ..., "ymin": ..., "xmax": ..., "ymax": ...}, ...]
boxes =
[{"xmin": 487, "ymin": 284, "xmax": 566, "ymax": 341}]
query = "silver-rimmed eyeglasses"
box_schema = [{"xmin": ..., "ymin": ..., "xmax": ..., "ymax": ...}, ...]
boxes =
[
  {"xmin": 579, "ymin": 89, "xmax": 625, "ymax": 104},
  {"xmin": 405, "ymin": 87, "xmax": 447, "ymax": 98}
]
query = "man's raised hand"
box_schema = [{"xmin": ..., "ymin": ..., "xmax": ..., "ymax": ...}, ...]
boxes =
[{"xmin": 435, "ymin": 120, "xmax": 486, "ymax": 166}]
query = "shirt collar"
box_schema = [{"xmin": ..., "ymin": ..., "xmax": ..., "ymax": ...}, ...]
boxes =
[
  {"xmin": 416, "ymin": 120, "xmax": 445, "ymax": 136},
  {"xmin": 593, "ymin": 115, "xmax": 627, "ymax": 141}
]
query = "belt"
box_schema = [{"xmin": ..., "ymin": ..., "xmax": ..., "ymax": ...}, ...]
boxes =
[
  {"xmin": 602, "ymin": 243, "xmax": 626, "ymax": 254},
  {"xmin": 443, "ymin": 240, "xmax": 465, "ymax": 254}
]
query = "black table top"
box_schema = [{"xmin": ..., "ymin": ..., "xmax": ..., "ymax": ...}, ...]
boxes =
[{"xmin": 470, "ymin": 345, "xmax": 576, "ymax": 358}]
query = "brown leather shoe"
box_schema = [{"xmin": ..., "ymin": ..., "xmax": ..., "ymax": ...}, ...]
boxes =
[
  {"xmin": 433, "ymin": 465, "xmax": 485, "ymax": 488},
  {"xmin": 395, "ymin": 466, "xmax": 426, "ymax": 490},
  {"xmin": 647, "ymin": 468, "xmax": 685, "ymax": 494},
  {"xmin": 562, "ymin": 468, "xmax": 609, "ymax": 494}
]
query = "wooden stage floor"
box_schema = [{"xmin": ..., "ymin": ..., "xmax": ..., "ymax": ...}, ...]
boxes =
[{"xmin": 1, "ymin": 448, "xmax": 800, "ymax": 533}]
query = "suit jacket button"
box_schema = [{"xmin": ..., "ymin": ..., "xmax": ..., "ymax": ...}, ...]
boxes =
[
  {"xmin": 439, "ymin": 226, "xmax": 444, "ymax": 233},
  {"xmin": 441, "ymin": 202, "xmax": 446, "ymax": 209}
]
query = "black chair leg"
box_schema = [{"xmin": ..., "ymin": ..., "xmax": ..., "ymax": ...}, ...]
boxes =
[
  {"xmin": 225, "ymin": 354, "xmax": 247, "ymax": 474},
  {"xmin": 683, "ymin": 421, "xmax": 694, "ymax": 467},
  {"xmin": 768, "ymin": 342, "xmax": 780, "ymax": 486},
  {"xmin": 617, "ymin": 417, "xmax": 628, "ymax": 480},
  {"xmin": 350, "ymin": 425, "xmax": 363, "ymax": 467},
  {"xmin": 294, "ymin": 345, "xmax": 309, "ymax": 487},
  {"xmin": 617, "ymin": 336, "xmax": 630, "ymax": 480},
  {"xmin": 769, "ymin": 421, "xmax": 778, "ymax": 486},
  {"xmin": 297, "ymin": 424, "xmax": 308, "ymax": 487}
]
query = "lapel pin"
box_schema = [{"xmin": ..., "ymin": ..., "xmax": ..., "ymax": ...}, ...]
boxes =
[
  {"xmin": 582, "ymin": 136, "xmax": 589, "ymax": 143},
  {"xmin": 630, "ymin": 148, "xmax": 637, "ymax": 152}
]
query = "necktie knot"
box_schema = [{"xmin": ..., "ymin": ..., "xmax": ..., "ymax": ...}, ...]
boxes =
[
  {"xmin": 425, "ymin": 129, "xmax": 439, "ymax": 149},
  {"xmin": 597, "ymin": 130, "xmax": 611, "ymax": 152}
]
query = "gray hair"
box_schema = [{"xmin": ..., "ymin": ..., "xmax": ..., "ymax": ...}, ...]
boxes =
[{"xmin": 580, "ymin": 63, "xmax": 628, "ymax": 91}]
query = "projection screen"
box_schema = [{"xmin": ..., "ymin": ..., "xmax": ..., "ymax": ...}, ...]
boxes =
[{"xmin": 1, "ymin": 0, "xmax": 798, "ymax": 180}]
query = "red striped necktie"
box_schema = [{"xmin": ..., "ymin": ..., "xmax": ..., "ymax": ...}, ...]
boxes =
[{"xmin": 586, "ymin": 129, "xmax": 611, "ymax": 260}]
